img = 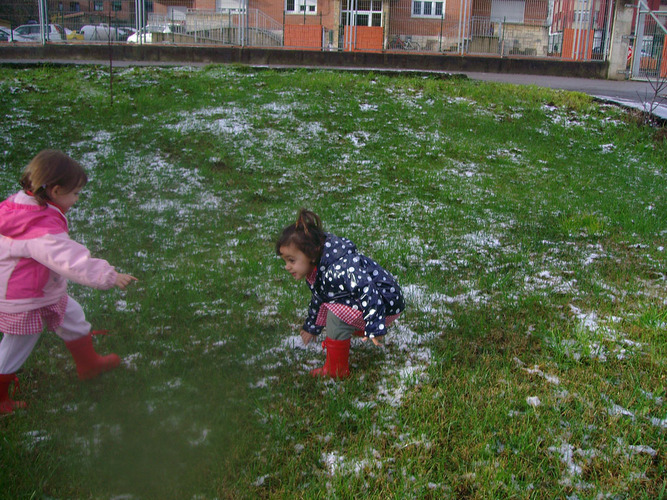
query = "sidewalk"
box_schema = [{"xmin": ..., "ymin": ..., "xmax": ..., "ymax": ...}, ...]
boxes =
[{"xmin": 461, "ymin": 71, "xmax": 667, "ymax": 120}]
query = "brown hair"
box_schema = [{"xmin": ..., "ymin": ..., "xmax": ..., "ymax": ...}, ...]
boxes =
[
  {"xmin": 19, "ymin": 150, "xmax": 88, "ymax": 206},
  {"xmin": 275, "ymin": 209, "xmax": 326, "ymax": 263}
]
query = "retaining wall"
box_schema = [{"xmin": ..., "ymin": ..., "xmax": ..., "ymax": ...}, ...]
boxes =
[{"xmin": 0, "ymin": 43, "xmax": 609, "ymax": 78}]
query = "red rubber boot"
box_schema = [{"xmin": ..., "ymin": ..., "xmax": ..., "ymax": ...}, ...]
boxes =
[
  {"xmin": 0, "ymin": 373, "xmax": 27, "ymax": 414},
  {"xmin": 65, "ymin": 334, "xmax": 120, "ymax": 381},
  {"xmin": 310, "ymin": 337, "xmax": 351, "ymax": 379}
]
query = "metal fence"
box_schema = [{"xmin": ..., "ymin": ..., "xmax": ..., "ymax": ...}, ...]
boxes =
[
  {"xmin": 1, "ymin": 0, "xmax": 662, "ymax": 71},
  {"xmin": 630, "ymin": 0, "xmax": 667, "ymax": 79},
  {"xmin": 0, "ymin": 2, "xmax": 284, "ymax": 45}
]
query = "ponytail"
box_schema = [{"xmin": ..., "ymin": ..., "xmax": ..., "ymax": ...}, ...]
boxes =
[
  {"xmin": 276, "ymin": 209, "xmax": 326, "ymax": 263},
  {"xmin": 295, "ymin": 209, "xmax": 322, "ymax": 236}
]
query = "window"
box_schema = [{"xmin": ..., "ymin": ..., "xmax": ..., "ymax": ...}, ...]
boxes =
[
  {"xmin": 574, "ymin": 9, "xmax": 590, "ymax": 24},
  {"xmin": 490, "ymin": 0, "xmax": 524, "ymax": 23},
  {"xmin": 94, "ymin": 1, "xmax": 104, "ymax": 11},
  {"xmin": 286, "ymin": 0, "xmax": 317, "ymax": 14},
  {"xmin": 145, "ymin": 1, "xmax": 153, "ymax": 13},
  {"xmin": 15, "ymin": 25, "xmax": 38, "ymax": 36},
  {"xmin": 341, "ymin": 0, "xmax": 382, "ymax": 26},
  {"xmin": 70, "ymin": 2, "xmax": 80, "ymax": 12},
  {"xmin": 412, "ymin": 0, "xmax": 444, "ymax": 17},
  {"xmin": 112, "ymin": 1, "xmax": 121, "ymax": 11}
]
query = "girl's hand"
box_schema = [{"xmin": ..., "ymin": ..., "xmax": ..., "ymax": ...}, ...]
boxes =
[
  {"xmin": 362, "ymin": 336, "xmax": 385, "ymax": 347},
  {"xmin": 115, "ymin": 273, "xmax": 138, "ymax": 290},
  {"xmin": 300, "ymin": 329, "xmax": 317, "ymax": 346}
]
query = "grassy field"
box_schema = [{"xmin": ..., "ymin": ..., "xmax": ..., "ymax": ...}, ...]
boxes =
[{"xmin": 0, "ymin": 63, "xmax": 665, "ymax": 499}]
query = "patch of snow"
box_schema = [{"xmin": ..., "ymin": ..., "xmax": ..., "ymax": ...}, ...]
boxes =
[{"xmin": 526, "ymin": 396, "xmax": 541, "ymax": 407}]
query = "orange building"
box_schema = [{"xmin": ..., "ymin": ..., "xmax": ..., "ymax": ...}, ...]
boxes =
[{"xmin": 46, "ymin": 0, "xmax": 559, "ymax": 53}]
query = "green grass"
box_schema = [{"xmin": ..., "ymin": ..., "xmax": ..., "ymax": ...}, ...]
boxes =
[{"xmin": 0, "ymin": 63, "xmax": 665, "ymax": 499}]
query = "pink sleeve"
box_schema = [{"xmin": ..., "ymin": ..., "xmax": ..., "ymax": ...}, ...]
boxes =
[{"xmin": 25, "ymin": 233, "xmax": 118, "ymax": 290}]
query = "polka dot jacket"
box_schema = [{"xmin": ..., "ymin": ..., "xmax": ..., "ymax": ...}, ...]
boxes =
[{"xmin": 303, "ymin": 233, "xmax": 405, "ymax": 337}]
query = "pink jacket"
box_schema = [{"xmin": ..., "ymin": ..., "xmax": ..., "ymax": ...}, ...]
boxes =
[{"xmin": 0, "ymin": 191, "xmax": 118, "ymax": 314}]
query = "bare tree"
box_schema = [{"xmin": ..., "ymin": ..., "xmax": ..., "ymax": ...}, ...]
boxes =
[{"xmin": 637, "ymin": 73, "xmax": 667, "ymax": 127}]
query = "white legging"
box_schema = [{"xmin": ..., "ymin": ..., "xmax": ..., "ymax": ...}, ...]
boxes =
[{"xmin": 0, "ymin": 296, "xmax": 91, "ymax": 374}]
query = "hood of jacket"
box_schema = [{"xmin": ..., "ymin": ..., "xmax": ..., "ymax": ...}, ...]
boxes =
[
  {"xmin": 0, "ymin": 191, "xmax": 68, "ymax": 240},
  {"xmin": 318, "ymin": 233, "xmax": 358, "ymax": 271}
]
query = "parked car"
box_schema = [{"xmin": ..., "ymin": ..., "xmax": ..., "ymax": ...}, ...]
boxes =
[
  {"xmin": 0, "ymin": 26, "xmax": 10, "ymax": 41},
  {"xmin": 126, "ymin": 25, "xmax": 171, "ymax": 44},
  {"xmin": 116, "ymin": 26, "xmax": 136, "ymax": 41},
  {"xmin": 0, "ymin": 26, "xmax": 31, "ymax": 42},
  {"xmin": 0, "ymin": 27, "xmax": 12, "ymax": 42},
  {"xmin": 80, "ymin": 24, "xmax": 118, "ymax": 41},
  {"xmin": 12, "ymin": 23, "xmax": 65, "ymax": 42}
]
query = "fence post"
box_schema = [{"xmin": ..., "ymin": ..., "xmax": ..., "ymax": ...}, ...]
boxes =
[
  {"xmin": 602, "ymin": 0, "xmax": 614, "ymax": 59},
  {"xmin": 461, "ymin": 0, "xmax": 468, "ymax": 54},
  {"xmin": 108, "ymin": 11, "xmax": 114, "ymax": 108},
  {"xmin": 586, "ymin": 0, "xmax": 597, "ymax": 60},
  {"xmin": 439, "ymin": 12, "xmax": 443, "ymax": 52},
  {"xmin": 632, "ymin": 6, "xmax": 646, "ymax": 77},
  {"xmin": 244, "ymin": 3, "xmax": 249, "ymax": 47},
  {"xmin": 349, "ymin": 0, "xmax": 357, "ymax": 51},
  {"xmin": 38, "ymin": 0, "xmax": 48, "ymax": 45},
  {"xmin": 500, "ymin": 18, "xmax": 505, "ymax": 57},
  {"xmin": 135, "ymin": 0, "xmax": 145, "ymax": 44},
  {"xmin": 457, "ymin": 0, "xmax": 463, "ymax": 53}
]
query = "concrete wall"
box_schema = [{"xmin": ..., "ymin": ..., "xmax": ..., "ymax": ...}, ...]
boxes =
[
  {"xmin": 0, "ymin": 43, "xmax": 608, "ymax": 78},
  {"xmin": 501, "ymin": 23, "xmax": 549, "ymax": 56},
  {"xmin": 284, "ymin": 25, "xmax": 323, "ymax": 48},
  {"xmin": 607, "ymin": 0, "xmax": 634, "ymax": 79}
]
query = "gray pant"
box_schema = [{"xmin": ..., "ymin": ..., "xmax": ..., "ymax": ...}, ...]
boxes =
[{"xmin": 325, "ymin": 311, "xmax": 358, "ymax": 341}]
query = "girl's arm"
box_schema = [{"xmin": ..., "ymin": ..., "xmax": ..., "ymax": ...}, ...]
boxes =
[
  {"xmin": 25, "ymin": 232, "xmax": 121, "ymax": 290},
  {"xmin": 302, "ymin": 292, "xmax": 324, "ymax": 335}
]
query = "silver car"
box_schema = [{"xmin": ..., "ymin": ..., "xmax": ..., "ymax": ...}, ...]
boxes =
[
  {"xmin": 12, "ymin": 23, "xmax": 66, "ymax": 42},
  {"xmin": 0, "ymin": 26, "xmax": 30, "ymax": 42},
  {"xmin": 126, "ymin": 24, "xmax": 172, "ymax": 44}
]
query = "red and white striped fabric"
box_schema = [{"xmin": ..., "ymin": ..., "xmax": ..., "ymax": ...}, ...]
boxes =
[{"xmin": 0, "ymin": 295, "xmax": 68, "ymax": 335}]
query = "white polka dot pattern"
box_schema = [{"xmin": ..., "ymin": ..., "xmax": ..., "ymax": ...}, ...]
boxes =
[{"xmin": 303, "ymin": 233, "xmax": 405, "ymax": 338}]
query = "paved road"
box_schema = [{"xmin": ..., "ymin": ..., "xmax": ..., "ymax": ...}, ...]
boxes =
[{"xmin": 2, "ymin": 57, "xmax": 666, "ymax": 119}]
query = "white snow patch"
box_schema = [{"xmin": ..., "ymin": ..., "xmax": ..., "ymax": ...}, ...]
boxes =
[{"xmin": 526, "ymin": 396, "xmax": 541, "ymax": 407}]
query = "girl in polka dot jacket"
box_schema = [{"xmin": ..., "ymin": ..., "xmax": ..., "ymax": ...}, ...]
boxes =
[
  {"xmin": 0, "ymin": 150, "xmax": 137, "ymax": 415},
  {"xmin": 277, "ymin": 209, "xmax": 405, "ymax": 379}
]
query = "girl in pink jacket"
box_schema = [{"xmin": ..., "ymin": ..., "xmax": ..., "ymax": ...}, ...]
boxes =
[{"xmin": 0, "ymin": 150, "xmax": 137, "ymax": 414}]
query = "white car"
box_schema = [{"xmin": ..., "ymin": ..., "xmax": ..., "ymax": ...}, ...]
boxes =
[
  {"xmin": 80, "ymin": 24, "xmax": 118, "ymax": 41},
  {"xmin": 126, "ymin": 25, "xmax": 171, "ymax": 44},
  {"xmin": 12, "ymin": 23, "xmax": 65, "ymax": 42},
  {"xmin": 0, "ymin": 27, "xmax": 31, "ymax": 42},
  {"xmin": 116, "ymin": 27, "xmax": 136, "ymax": 41}
]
